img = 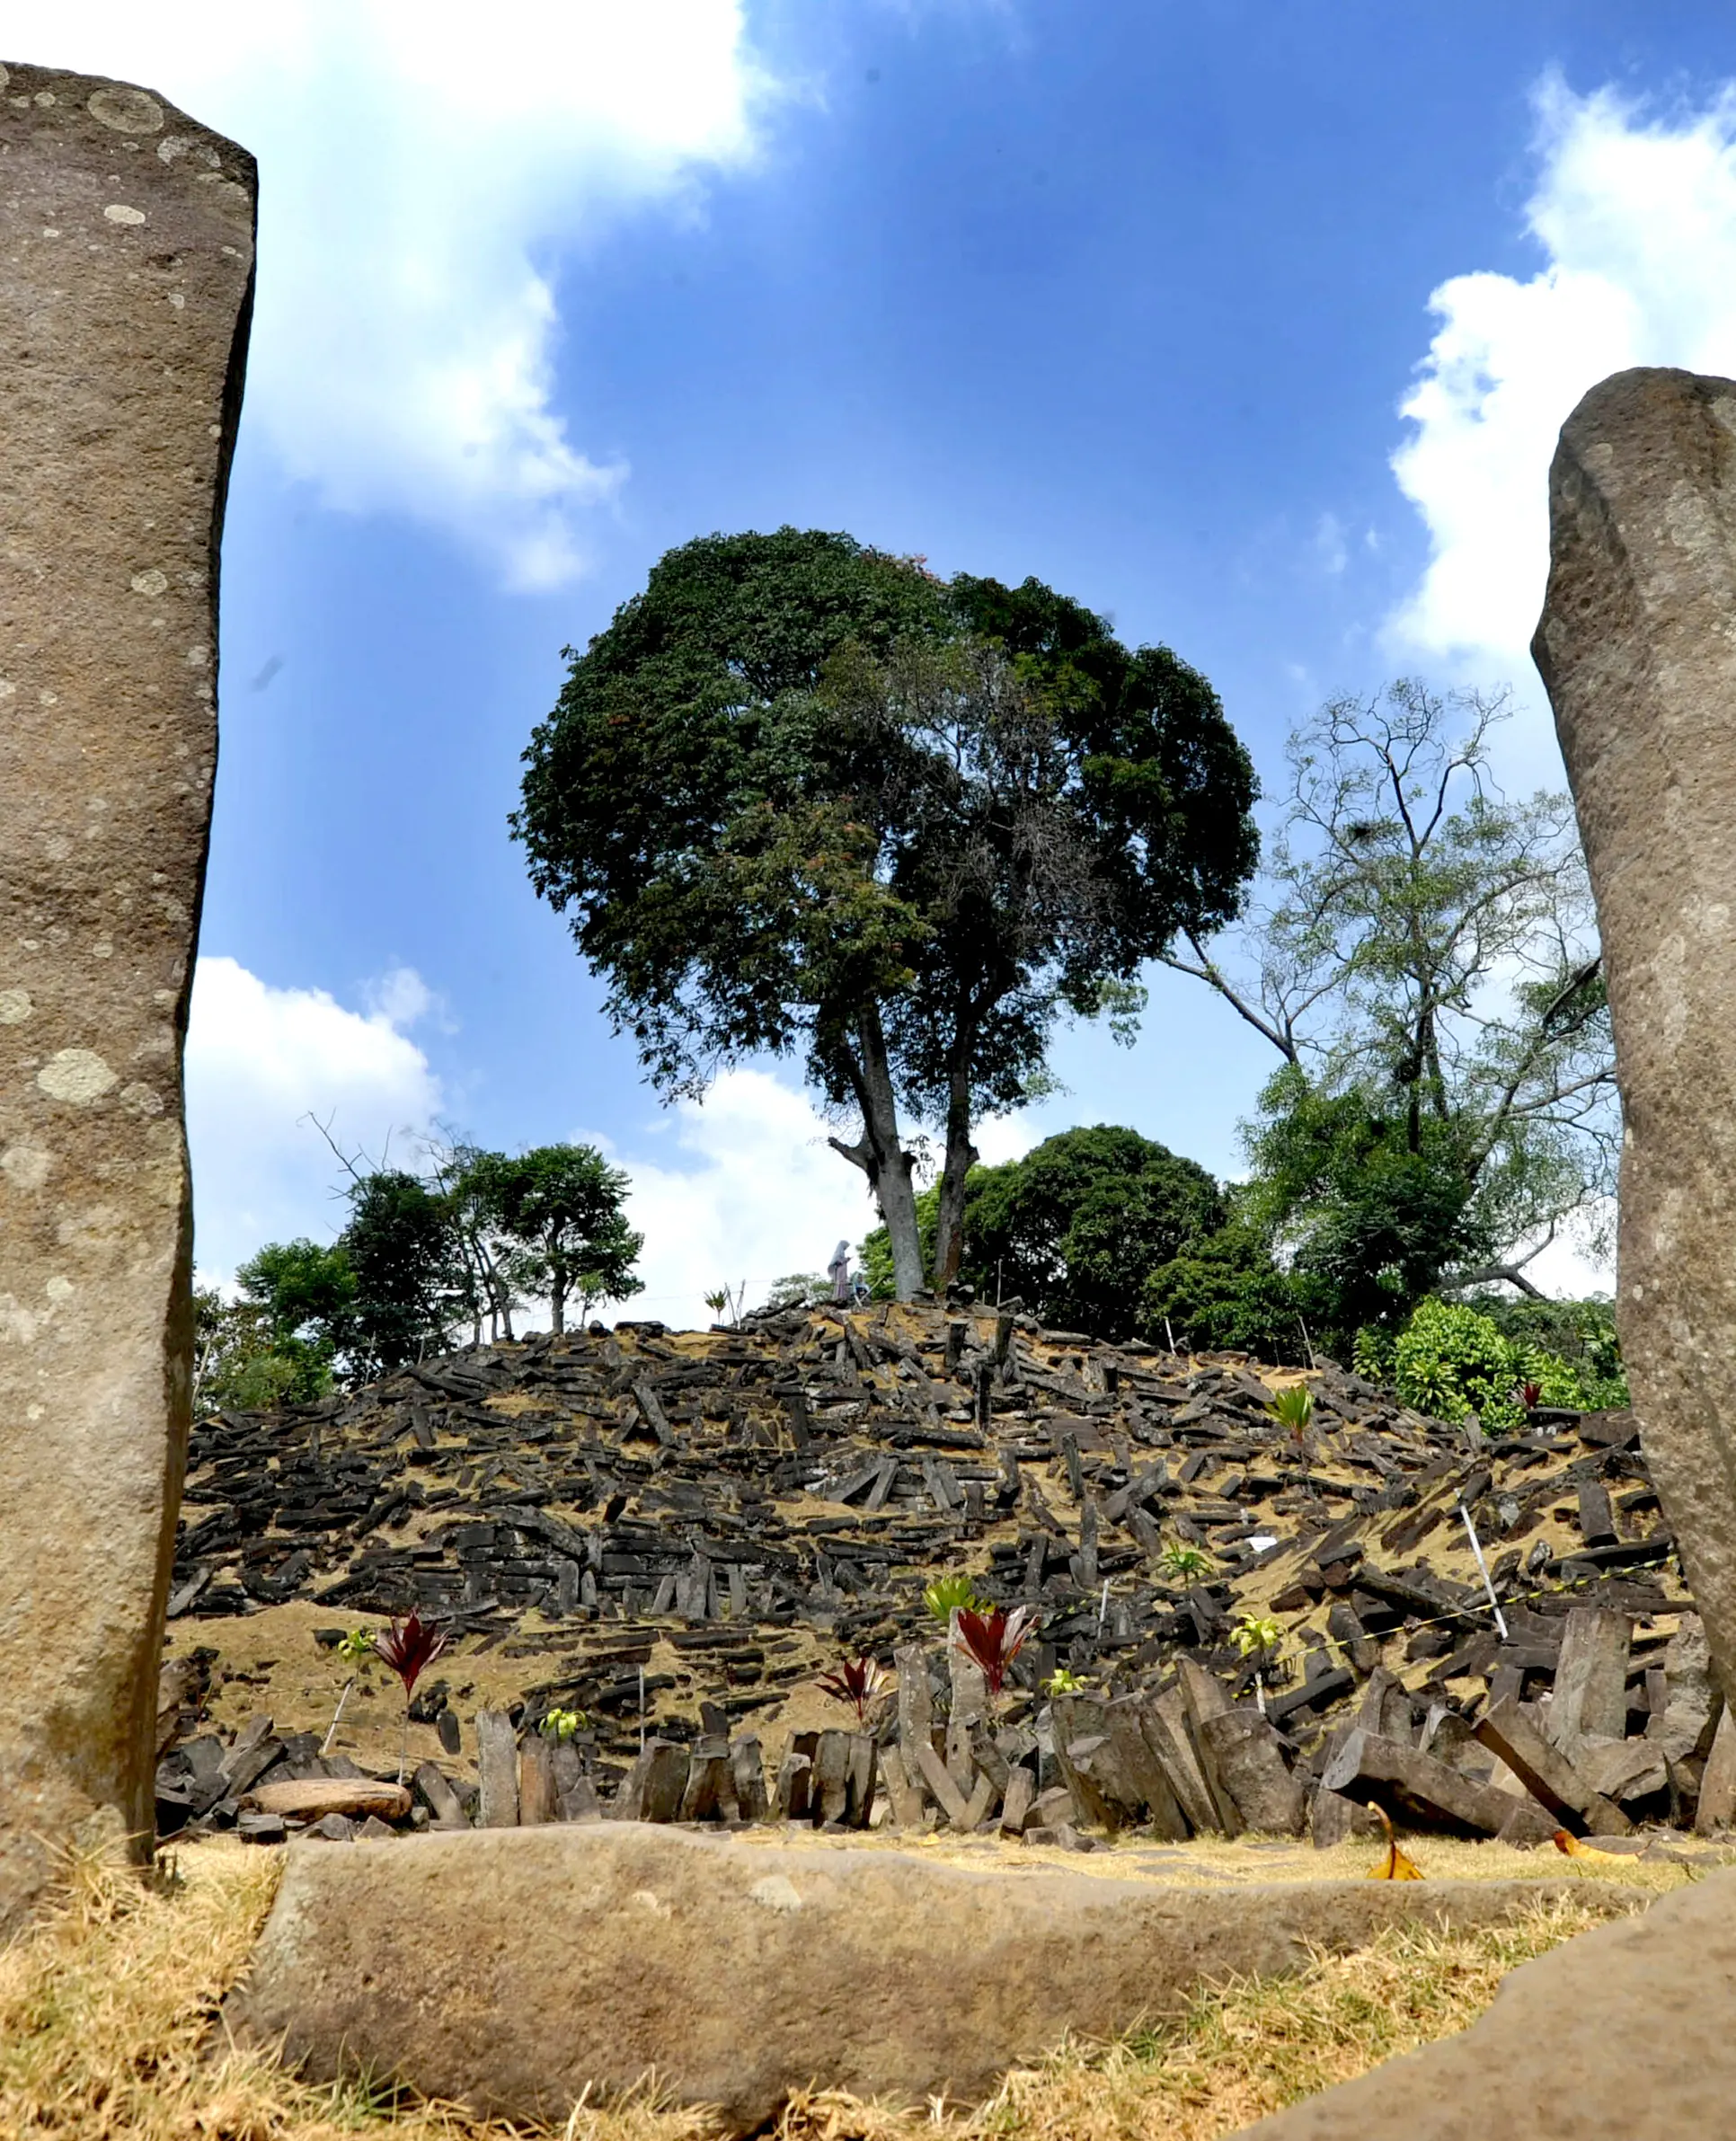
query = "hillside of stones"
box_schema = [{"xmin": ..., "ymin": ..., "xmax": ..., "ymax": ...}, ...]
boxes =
[{"xmin": 156, "ymin": 1296, "xmax": 1714, "ymax": 1838}]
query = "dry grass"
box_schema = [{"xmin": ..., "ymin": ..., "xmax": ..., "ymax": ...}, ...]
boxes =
[
  {"xmin": 772, "ymin": 1896, "xmax": 1643, "ymax": 2141},
  {"xmin": 0, "ymin": 1837, "xmax": 1655, "ymax": 2141}
]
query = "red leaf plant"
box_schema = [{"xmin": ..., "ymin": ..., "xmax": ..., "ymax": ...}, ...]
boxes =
[
  {"xmin": 374, "ymin": 1610, "xmax": 448, "ymax": 1695},
  {"xmin": 952, "ymin": 1605, "xmax": 1040, "ymax": 1697},
  {"xmin": 817, "ymin": 1655, "xmax": 887, "ymax": 1724},
  {"xmin": 375, "ymin": 1611, "xmax": 449, "ymax": 1783},
  {"xmin": 1520, "ymin": 1380, "xmax": 1544, "ymax": 1411}
]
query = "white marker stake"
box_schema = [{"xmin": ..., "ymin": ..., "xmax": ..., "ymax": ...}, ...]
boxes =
[
  {"xmin": 1098, "ymin": 1578, "xmax": 1111, "ymax": 1628},
  {"xmin": 1457, "ymin": 1501, "xmax": 1509, "ymax": 1642}
]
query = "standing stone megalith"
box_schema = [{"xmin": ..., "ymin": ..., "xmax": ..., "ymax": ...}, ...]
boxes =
[
  {"xmin": 0, "ymin": 63, "xmax": 254, "ymax": 1934},
  {"xmin": 1534, "ymin": 366, "xmax": 1736, "ymax": 1709}
]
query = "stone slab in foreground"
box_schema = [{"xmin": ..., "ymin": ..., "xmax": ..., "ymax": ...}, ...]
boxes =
[
  {"xmin": 229, "ymin": 1825, "xmax": 1629, "ymax": 2131},
  {"xmin": 0, "ymin": 61, "xmax": 254, "ymax": 1936},
  {"xmin": 1234, "ymin": 1863, "xmax": 1735, "ymax": 2139},
  {"xmin": 1534, "ymin": 365, "xmax": 1736, "ymax": 1707}
]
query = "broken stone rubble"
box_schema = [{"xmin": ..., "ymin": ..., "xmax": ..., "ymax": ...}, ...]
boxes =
[{"xmin": 155, "ymin": 1303, "xmax": 1727, "ymax": 1853}]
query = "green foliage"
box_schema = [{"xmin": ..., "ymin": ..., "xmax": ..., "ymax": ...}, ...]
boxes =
[
  {"xmin": 1165, "ymin": 682, "xmax": 1616, "ymax": 1347},
  {"xmin": 340, "ymin": 1169, "xmax": 468, "ymax": 1377},
  {"xmin": 335, "ymin": 1627, "xmax": 376, "ymax": 1666},
  {"xmin": 447, "ymin": 1142, "xmax": 643, "ymax": 1336},
  {"xmin": 924, "ymin": 1572, "xmax": 988, "ymax": 1622},
  {"xmin": 1392, "ymin": 1298, "xmax": 1522, "ymax": 1431},
  {"xmin": 541, "ymin": 1706, "xmax": 587, "ymax": 1741},
  {"xmin": 1362, "ymin": 1293, "xmax": 1626, "ymax": 1427},
  {"xmin": 1469, "ymin": 1295, "xmax": 1628, "ymax": 1411},
  {"xmin": 762, "ymin": 1272, "xmax": 832, "ymax": 1312},
  {"xmin": 862, "ymin": 1126, "xmax": 1231, "ymax": 1337},
  {"xmin": 1232, "ymin": 1613, "xmax": 1282, "ymax": 1658},
  {"xmin": 1159, "ymin": 1542, "xmax": 1213, "ymax": 1583},
  {"xmin": 1352, "ymin": 1324, "xmax": 1395, "ymax": 1384},
  {"xmin": 1264, "ymin": 1384, "xmax": 1315, "ymax": 1442},
  {"xmin": 192, "ymin": 1285, "xmax": 333, "ymax": 1414},
  {"xmin": 1243, "ymin": 1066, "xmax": 1496, "ymax": 1351},
  {"xmin": 1042, "ymin": 1666, "xmax": 1088, "ymax": 1696},
  {"xmin": 952, "ymin": 1127, "xmax": 1224, "ymax": 1339},
  {"xmin": 1141, "ymin": 1202, "xmax": 1310, "ymax": 1360},
  {"xmin": 514, "ymin": 528, "xmax": 1259, "ymax": 1296}
]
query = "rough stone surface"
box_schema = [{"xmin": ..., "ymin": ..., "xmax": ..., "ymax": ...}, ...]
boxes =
[
  {"xmin": 1533, "ymin": 366, "xmax": 1736, "ymax": 1707},
  {"xmin": 1232, "ymin": 1867, "xmax": 1734, "ymax": 2138},
  {"xmin": 0, "ymin": 62, "xmax": 254, "ymax": 1935},
  {"xmin": 229, "ymin": 1825, "xmax": 1619, "ymax": 2131}
]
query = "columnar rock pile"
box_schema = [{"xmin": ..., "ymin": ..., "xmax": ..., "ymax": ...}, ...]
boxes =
[{"xmin": 158, "ymin": 1302, "xmax": 1727, "ymax": 1849}]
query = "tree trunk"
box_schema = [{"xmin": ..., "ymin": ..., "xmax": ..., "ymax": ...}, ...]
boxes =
[
  {"xmin": 550, "ymin": 1269, "xmax": 566, "ymax": 1335},
  {"xmin": 931, "ymin": 1042, "xmax": 978, "ymax": 1287},
  {"xmin": 828, "ymin": 1005, "xmax": 926, "ymax": 1300}
]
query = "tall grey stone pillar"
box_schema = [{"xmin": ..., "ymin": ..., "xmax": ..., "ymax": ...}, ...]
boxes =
[
  {"xmin": 1534, "ymin": 366, "xmax": 1736, "ymax": 1707},
  {"xmin": 0, "ymin": 62, "xmax": 254, "ymax": 1934}
]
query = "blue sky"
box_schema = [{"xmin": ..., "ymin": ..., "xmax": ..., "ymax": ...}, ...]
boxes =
[{"xmin": 31, "ymin": 1, "xmax": 1736, "ymax": 1320}]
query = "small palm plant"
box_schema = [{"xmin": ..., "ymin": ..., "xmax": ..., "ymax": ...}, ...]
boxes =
[
  {"xmin": 541, "ymin": 1706, "xmax": 587, "ymax": 1743},
  {"xmin": 1159, "ymin": 1542, "xmax": 1213, "ymax": 1584},
  {"xmin": 374, "ymin": 1611, "xmax": 449, "ymax": 1783},
  {"xmin": 817, "ymin": 1655, "xmax": 888, "ymax": 1725},
  {"xmin": 1042, "ymin": 1665, "xmax": 1087, "ymax": 1697},
  {"xmin": 924, "ymin": 1572, "xmax": 987, "ymax": 1623},
  {"xmin": 1264, "ymin": 1383, "xmax": 1315, "ymax": 1449}
]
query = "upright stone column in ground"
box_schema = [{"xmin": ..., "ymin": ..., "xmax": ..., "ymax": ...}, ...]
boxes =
[
  {"xmin": 0, "ymin": 63, "xmax": 254, "ymax": 1934},
  {"xmin": 1534, "ymin": 365, "xmax": 1736, "ymax": 1707}
]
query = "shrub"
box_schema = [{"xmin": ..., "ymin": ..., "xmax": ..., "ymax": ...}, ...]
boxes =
[{"xmin": 1392, "ymin": 1298, "xmax": 1519, "ymax": 1430}]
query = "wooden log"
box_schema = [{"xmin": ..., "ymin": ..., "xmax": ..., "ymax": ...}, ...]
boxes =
[
  {"xmin": 1472, "ymin": 1694, "xmax": 1631, "ymax": 1836},
  {"xmin": 476, "ymin": 1709, "xmax": 519, "ymax": 1828}
]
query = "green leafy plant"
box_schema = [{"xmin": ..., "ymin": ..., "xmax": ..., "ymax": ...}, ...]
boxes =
[
  {"xmin": 1232, "ymin": 1613, "xmax": 1283, "ymax": 1659},
  {"xmin": 1159, "ymin": 1542, "xmax": 1213, "ymax": 1583},
  {"xmin": 924, "ymin": 1573, "xmax": 988, "ymax": 1623},
  {"xmin": 817, "ymin": 1656, "xmax": 888, "ymax": 1724},
  {"xmin": 1042, "ymin": 1666, "xmax": 1087, "ymax": 1697},
  {"xmin": 320, "ymin": 1625, "xmax": 379, "ymax": 1756},
  {"xmin": 1263, "ymin": 1384, "xmax": 1315, "ymax": 1446},
  {"xmin": 541, "ymin": 1706, "xmax": 587, "ymax": 1743},
  {"xmin": 1393, "ymin": 1297, "xmax": 1523, "ymax": 1432},
  {"xmin": 1352, "ymin": 1324, "xmax": 1396, "ymax": 1384}
]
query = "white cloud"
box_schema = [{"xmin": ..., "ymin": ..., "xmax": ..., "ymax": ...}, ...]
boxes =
[
  {"xmin": 1389, "ymin": 76, "xmax": 1736, "ymax": 671},
  {"xmin": 186, "ymin": 954, "xmax": 443, "ymax": 1279},
  {"xmin": 584, "ymin": 1070, "xmax": 881, "ymax": 1330},
  {"xmin": 30, "ymin": 2, "xmax": 766, "ymax": 586}
]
